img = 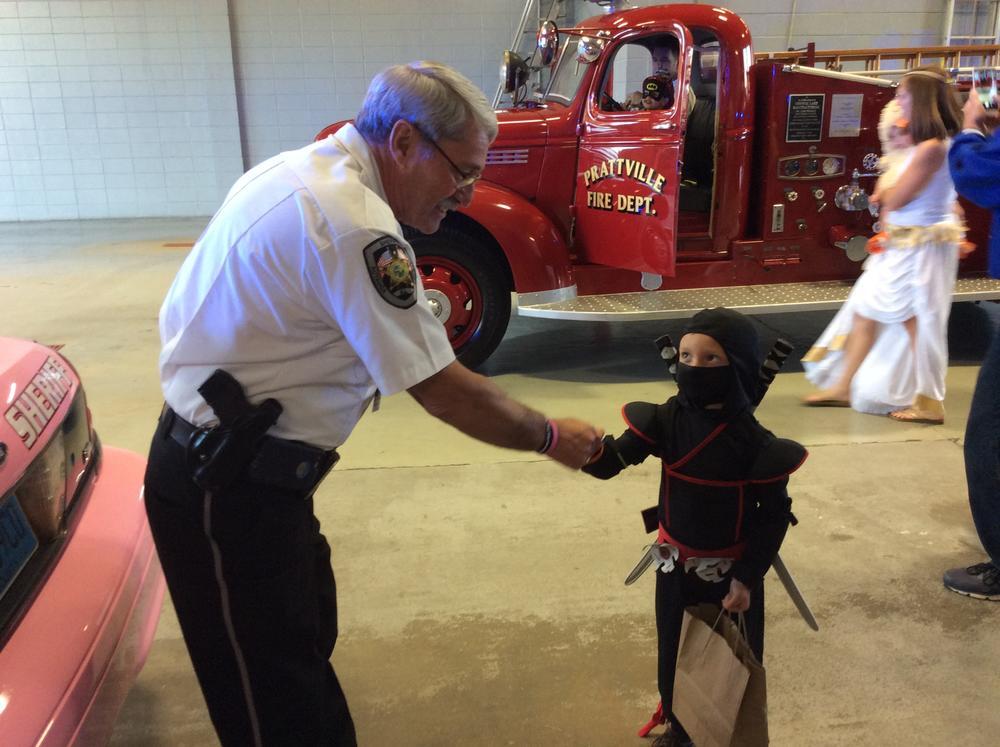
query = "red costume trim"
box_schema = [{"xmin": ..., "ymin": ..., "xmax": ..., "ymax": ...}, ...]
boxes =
[
  {"xmin": 637, "ymin": 701, "xmax": 665, "ymax": 737},
  {"xmin": 621, "ymin": 404, "xmax": 656, "ymax": 445},
  {"xmin": 667, "ymin": 471, "xmax": 745, "ymax": 487},
  {"xmin": 668, "ymin": 422, "xmax": 728, "ymax": 469},
  {"xmin": 749, "ymin": 448, "xmax": 810, "ymax": 483},
  {"xmin": 655, "ymin": 524, "xmax": 746, "ymax": 562}
]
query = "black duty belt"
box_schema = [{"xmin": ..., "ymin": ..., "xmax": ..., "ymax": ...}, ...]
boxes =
[{"xmin": 162, "ymin": 407, "xmax": 339, "ymax": 497}]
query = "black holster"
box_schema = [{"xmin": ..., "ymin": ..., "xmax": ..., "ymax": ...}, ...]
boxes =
[{"xmin": 187, "ymin": 369, "xmax": 284, "ymax": 493}]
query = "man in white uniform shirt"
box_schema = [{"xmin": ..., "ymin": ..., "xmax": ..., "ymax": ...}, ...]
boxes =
[{"xmin": 145, "ymin": 61, "xmax": 603, "ymax": 746}]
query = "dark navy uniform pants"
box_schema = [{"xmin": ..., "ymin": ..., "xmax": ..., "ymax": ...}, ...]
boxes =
[{"xmin": 143, "ymin": 414, "xmax": 357, "ymax": 746}]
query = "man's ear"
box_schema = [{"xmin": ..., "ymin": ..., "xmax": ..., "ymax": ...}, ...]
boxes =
[{"xmin": 387, "ymin": 119, "xmax": 419, "ymax": 168}]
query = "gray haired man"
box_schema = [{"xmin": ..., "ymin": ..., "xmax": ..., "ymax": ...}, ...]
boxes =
[{"xmin": 145, "ymin": 61, "xmax": 602, "ymax": 745}]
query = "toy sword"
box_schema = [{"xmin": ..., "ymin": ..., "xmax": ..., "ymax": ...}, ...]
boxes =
[
  {"xmin": 624, "ymin": 543, "xmax": 679, "ymax": 585},
  {"xmin": 625, "ymin": 547, "xmax": 657, "ymax": 586},
  {"xmin": 772, "ymin": 553, "xmax": 819, "ymax": 631}
]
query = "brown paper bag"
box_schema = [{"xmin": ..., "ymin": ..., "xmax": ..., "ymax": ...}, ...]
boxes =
[
  {"xmin": 721, "ymin": 612, "xmax": 768, "ymax": 747},
  {"xmin": 672, "ymin": 604, "xmax": 750, "ymax": 747}
]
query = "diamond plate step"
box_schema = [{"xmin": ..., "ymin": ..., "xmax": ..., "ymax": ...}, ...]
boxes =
[{"xmin": 516, "ymin": 277, "xmax": 1000, "ymax": 321}]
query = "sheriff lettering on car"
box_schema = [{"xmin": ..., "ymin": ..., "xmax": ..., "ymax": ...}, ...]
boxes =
[{"xmin": 4, "ymin": 357, "xmax": 74, "ymax": 449}]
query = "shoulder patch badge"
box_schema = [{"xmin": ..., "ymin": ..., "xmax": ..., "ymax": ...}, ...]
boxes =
[{"xmin": 363, "ymin": 236, "xmax": 417, "ymax": 309}]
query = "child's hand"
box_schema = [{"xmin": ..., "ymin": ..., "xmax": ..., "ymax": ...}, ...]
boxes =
[
  {"xmin": 722, "ymin": 578, "xmax": 750, "ymax": 612},
  {"xmin": 548, "ymin": 418, "xmax": 605, "ymax": 469}
]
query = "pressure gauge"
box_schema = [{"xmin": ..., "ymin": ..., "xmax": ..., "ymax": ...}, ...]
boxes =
[
  {"xmin": 804, "ymin": 158, "xmax": 819, "ymax": 176},
  {"xmin": 822, "ymin": 157, "xmax": 841, "ymax": 176},
  {"xmin": 783, "ymin": 159, "xmax": 801, "ymax": 177}
]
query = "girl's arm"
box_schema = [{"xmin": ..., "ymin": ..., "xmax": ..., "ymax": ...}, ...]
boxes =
[{"xmin": 875, "ymin": 139, "xmax": 947, "ymax": 212}]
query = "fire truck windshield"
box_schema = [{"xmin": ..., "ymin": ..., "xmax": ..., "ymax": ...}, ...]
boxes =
[{"xmin": 542, "ymin": 39, "xmax": 590, "ymax": 105}]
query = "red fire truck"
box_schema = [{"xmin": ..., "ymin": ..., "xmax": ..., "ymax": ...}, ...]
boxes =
[{"xmin": 319, "ymin": 3, "xmax": 1000, "ymax": 368}]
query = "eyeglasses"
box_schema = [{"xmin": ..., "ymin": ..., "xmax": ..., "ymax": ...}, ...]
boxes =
[{"xmin": 411, "ymin": 123, "xmax": 481, "ymax": 190}]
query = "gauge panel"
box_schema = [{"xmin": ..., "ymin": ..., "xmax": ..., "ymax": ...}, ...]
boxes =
[{"xmin": 777, "ymin": 153, "xmax": 845, "ymax": 180}]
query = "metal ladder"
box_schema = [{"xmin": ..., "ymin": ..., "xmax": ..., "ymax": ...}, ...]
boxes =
[
  {"xmin": 944, "ymin": 0, "xmax": 1000, "ymax": 46},
  {"xmin": 755, "ymin": 43, "xmax": 1000, "ymax": 76},
  {"xmin": 492, "ymin": 0, "xmax": 570, "ymax": 108}
]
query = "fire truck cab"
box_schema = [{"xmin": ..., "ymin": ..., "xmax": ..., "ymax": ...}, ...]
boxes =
[{"xmin": 318, "ymin": 3, "xmax": 1000, "ymax": 368}]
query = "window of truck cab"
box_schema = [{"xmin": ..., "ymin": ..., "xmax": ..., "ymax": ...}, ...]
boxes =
[
  {"xmin": 597, "ymin": 34, "xmax": 682, "ymax": 114},
  {"xmin": 543, "ymin": 37, "xmax": 590, "ymax": 105}
]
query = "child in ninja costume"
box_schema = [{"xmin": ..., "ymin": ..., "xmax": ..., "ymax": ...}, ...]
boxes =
[{"xmin": 583, "ymin": 308, "xmax": 807, "ymax": 747}]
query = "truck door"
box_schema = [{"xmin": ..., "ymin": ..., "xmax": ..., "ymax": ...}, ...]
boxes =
[{"xmin": 572, "ymin": 26, "xmax": 691, "ymax": 277}]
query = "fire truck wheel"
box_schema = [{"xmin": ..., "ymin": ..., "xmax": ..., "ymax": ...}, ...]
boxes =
[{"xmin": 410, "ymin": 230, "xmax": 511, "ymax": 369}]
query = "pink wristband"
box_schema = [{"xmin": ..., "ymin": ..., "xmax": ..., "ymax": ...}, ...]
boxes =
[{"xmin": 543, "ymin": 418, "xmax": 559, "ymax": 455}]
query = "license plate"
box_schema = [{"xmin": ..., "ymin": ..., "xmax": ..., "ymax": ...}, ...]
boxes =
[{"xmin": 0, "ymin": 494, "xmax": 39, "ymax": 600}]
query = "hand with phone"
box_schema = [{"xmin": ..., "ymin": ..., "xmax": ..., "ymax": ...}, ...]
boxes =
[
  {"xmin": 964, "ymin": 81, "xmax": 998, "ymax": 132},
  {"xmin": 972, "ymin": 68, "xmax": 999, "ymax": 116}
]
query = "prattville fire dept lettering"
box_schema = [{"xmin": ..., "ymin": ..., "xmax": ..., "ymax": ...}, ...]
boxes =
[
  {"xmin": 583, "ymin": 157, "xmax": 668, "ymax": 193},
  {"xmin": 4, "ymin": 357, "xmax": 74, "ymax": 449},
  {"xmin": 582, "ymin": 156, "xmax": 666, "ymax": 216}
]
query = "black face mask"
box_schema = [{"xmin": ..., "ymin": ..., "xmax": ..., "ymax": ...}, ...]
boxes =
[{"xmin": 676, "ymin": 363, "xmax": 733, "ymax": 409}]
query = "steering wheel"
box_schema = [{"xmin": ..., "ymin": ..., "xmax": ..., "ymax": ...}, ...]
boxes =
[{"xmin": 600, "ymin": 91, "xmax": 624, "ymax": 112}]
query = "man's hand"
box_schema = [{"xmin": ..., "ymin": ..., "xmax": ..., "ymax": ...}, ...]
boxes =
[
  {"xmin": 546, "ymin": 417, "xmax": 604, "ymax": 469},
  {"xmin": 722, "ymin": 577, "xmax": 751, "ymax": 612}
]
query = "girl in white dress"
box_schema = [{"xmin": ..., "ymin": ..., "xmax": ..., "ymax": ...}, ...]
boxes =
[{"xmin": 802, "ymin": 67, "xmax": 964, "ymax": 423}]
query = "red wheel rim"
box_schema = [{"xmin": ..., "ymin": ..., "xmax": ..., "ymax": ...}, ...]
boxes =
[{"xmin": 417, "ymin": 255, "xmax": 484, "ymax": 350}]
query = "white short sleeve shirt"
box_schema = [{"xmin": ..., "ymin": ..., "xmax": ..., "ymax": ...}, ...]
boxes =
[{"xmin": 158, "ymin": 124, "xmax": 456, "ymax": 449}]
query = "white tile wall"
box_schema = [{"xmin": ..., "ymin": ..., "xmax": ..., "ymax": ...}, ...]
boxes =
[
  {"xmin": 0, "ymin": 0, "xmax": 241, "ymax": 220},
  {"xmin": 722, "ymin": 0, "xmax": 947, "ymax": 54},
  {"xmin": 228, "ymin": 0, "xmax": 950, "ymax": 167},
  {"xmin": 229, "ymin": 0, "xmax": 526, "ymax": 167},
  {"xmin": 0, "ymin": 0, "xmax": 959, "ymax": 220}
]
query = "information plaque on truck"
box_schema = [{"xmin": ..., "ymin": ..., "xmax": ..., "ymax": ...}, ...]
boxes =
[{"xmin": 786, "ymin": 94, "xmax": 825, "ymax": 142}]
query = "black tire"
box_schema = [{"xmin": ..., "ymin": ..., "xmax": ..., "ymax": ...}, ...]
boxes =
[{"xmin": 408, "ymin": 227, "xmax": 511, "ymax": 369}]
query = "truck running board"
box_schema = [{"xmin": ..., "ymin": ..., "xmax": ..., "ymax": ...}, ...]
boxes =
[{"xmin": 516, "ymin": 277, "xmax": 1000, "ymax": 321}]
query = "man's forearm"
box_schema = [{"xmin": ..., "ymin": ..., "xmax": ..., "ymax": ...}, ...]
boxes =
[{"xmin": 408, "ymin": 361, "xmax": 546, "ymax": 451}]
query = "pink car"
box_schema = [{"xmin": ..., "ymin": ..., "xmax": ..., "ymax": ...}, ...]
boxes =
[{"xmin": 0, "ymin": 338, "xmax": 164, "ymax": 745}]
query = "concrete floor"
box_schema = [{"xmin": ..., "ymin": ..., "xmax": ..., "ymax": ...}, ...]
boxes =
[{"xmin": 3, "ymin": 218, "xmax": 998, "ymax": 746}]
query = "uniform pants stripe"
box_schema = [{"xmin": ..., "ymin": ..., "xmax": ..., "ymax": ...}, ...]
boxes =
[{"xmin": 203, "ymin": 490, "xmax": 264, "ymax": 747}]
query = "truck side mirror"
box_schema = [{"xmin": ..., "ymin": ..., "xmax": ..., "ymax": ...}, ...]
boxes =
[{"xmin": 537, "ymin": 21, "xmax": 559, "ymax": 66}]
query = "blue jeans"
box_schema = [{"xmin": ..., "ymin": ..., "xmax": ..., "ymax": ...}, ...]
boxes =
[{"xmin": 965, "ymin": 321, "xmax": 1000, "ymax": 568}]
